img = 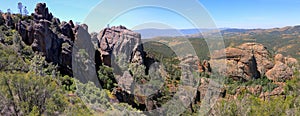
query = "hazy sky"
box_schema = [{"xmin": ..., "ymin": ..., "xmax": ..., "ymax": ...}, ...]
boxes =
[{"xmin": 1, "ymin": 0, "xmax": 299, "ymax": 30}]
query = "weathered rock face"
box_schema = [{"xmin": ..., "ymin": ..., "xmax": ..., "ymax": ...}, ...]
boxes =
[
  {"xmin": 274, "ymin": 54, "xmax": 298, "ymax": 70},
  {"xmin": 211, "ymin": 46, "xmax": 260, "ymax": 81},
  {"xmin": 95, "ymin": 26, "xmax": 152, "ymax": 110},
  {"xmin": 210, "ymin": 43, "xmax": 296, "ymax": 82},
  {"xmin": 237, "ymin": 43, "xmax": 274, "ymax": 75},
  {"xmin": 16, "ymin": 3, "xmax": 75, "ymax": 75},
  {"xmin": 72, "ymin": 26, "xmax": 98, "ymax": 85},
  {"xmin": 33, "ymin": 3, "xmax": 53, "ymax": 21},
  {"xmin": 60, "ymin": 21, "xmax": 75, "ymax": 41},
  {"xmin": 266, "ymin": 58, "xmax": 293, "ymax": 82},
  {"xmin": 97, "ymin": 26, "xmax": 145, "ymax": 67}
]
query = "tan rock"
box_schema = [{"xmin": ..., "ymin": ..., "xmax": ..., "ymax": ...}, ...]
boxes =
[
  {"xmin": 211, "ymin": 46, "xmax": 260, "ymax": 81},
  {"xmin": 266, "ymin": 61, "xmax": 293, "ymax": 81},
  {"xmin": 238, "ymin": 43, "xmax": 274, "ymax": 75},
  {"xmin": 275, "ymin": 54, "xmax": 284, "ymax": 62},
  {"xmin": 285, "ymin": 57, "xmax": 298, "ymax": 67}
]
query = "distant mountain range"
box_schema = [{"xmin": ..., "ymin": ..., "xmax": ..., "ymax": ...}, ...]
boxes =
[
  {"xmin": 134, "ymin": 28, "xmax": 228, "ymax": 39},
  {"xmin": 142, "ymin": 25, "xmax": 300, "ymax": 60}
]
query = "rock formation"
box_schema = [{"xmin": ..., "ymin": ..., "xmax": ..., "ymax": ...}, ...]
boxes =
[
  {"xmin": 265, "ymin": 54, "xmax": 294, "ymax": 81},
  {"xmin": 33, "ymin": 3, "xmax": 53, "ymax": 21},
  {"xmin": 72, "ymin": 25, "xmax": 98, "ymax": 85},
  {"xmin": 96, "ymin": 26, "xmax": 145, "ymax": 67},
  {"xmin": 210, "ymin": 43, "xmax": 295, "ymax": 82},
  {"xmin": 95, "ymin": 26, "xmax": 153, "ymax": 110},
  {"xmin": 211, "ymin": 46, "xmax": 260, "ymax": 81},
  {"xmin": 237, "ymin": 43, "xmax": 274, "ymax": 75},
  {"xmin": 13, "ymin": 3, "xmax": 153, "ymax": 110},
  {"xmin": 16, "ymin": 3, "xmax": 75, "ymax": 75}
]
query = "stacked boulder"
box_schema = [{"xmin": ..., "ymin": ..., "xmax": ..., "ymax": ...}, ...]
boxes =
[{"xmin": 266, "ymin": 54, "xmax": 297, "ymax": 81}]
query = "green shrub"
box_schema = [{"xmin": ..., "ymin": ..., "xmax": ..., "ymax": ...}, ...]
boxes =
[
  {"xmin": 0, "ymin": 44, "xmax": 29, "ymax": 72},
  {"xmin": 213, "ymin": 94, "xmax": 300, "ymax": 116},
  {"xmin": 75, "ymin": 80, "xmax": 112, "ymax": 113},
  {"xmin": 29, "ymin": 54, "xmax": 58, "ymax": 76},
  {"xmin": 0, "ymin": 72, "xmax": 67, "ymax": 115},
  {"xmin": 98, "ymin": 65, "xmax": 117, "ymax": 90}
]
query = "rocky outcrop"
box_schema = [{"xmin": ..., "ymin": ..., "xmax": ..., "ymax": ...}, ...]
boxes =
[
  {"xmin": 180, "ymin": 55, "xmax": 200, "ymax": 70},
  {"xmin": 274, "ymin": 54, "xmax": 298, "ymax": 69},
  {"xmin": 14, "ymin": 4, "xmax": 153, "ymax": 111},
  {"xmin": 237, "ymin": 43, "xmax": 274, "ymax": 75},
  {"xmin": 97, "ymin": 26, "xmax": 145, "ymax": 67},
  {"xmin": 95, "ymin": 26, "xmax": 155, "ymax": 111},
  {"xmin": 16, "ymin": 3, "xmax": 75, "ymax": 75},
  {"xmin": 210, "ymin": 43, "xmax": 297, "ymax": 82},
  {"xmin": 72, "ymin": 25, "xmax": 98, "ymax": 85},
  {"xmin": 60, "ymin": 21, "xmax": 75, "ymax": 41},
  {"xmin": 266, "ymin": 54, "xmax": 294, "ymax": 81},
  {"xmin": 211, "ymin": 46, "xmax": 260, "ymax": 81},
  {"xmin": 33, "ymin": 3, "xmax": 53, "ymax": 21}
]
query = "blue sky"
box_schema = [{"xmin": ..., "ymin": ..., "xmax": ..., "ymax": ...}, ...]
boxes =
[{"xmin": 0, "ymin": 0, "xmax": 299, "ymax": 31}]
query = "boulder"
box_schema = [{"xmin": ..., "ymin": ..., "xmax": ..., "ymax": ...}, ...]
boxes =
[
  {"xmin": 275, "ymin": 54, "xmax": 284, "ymax": 63},
  {"xmin": 275, "ymin": 54, "xmax": 298, "ymax": 69},
  {"xmin": 266, "ymin": 61, "xmax": 293, "ymax": 81},
  {"xmin": 115, "ymin": 71, "xmax": 134, "ymax": 94},
  {"xmin": 285, "ymin": 57, "xmax": 298, "ymax": 67}
]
